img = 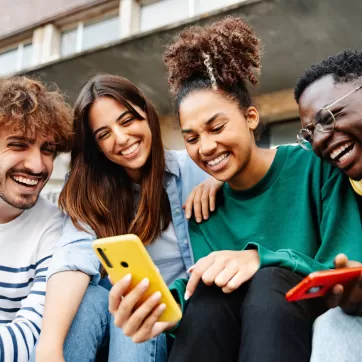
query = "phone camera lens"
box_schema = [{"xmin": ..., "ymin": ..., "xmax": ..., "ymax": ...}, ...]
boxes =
[{"xmin": 121, "ymin": 261, "xmax": 129, "ymax": 268}]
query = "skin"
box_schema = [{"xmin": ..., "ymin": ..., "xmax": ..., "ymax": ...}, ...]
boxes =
[
  {"xmin": 109, "ymin": 89, "xmax": 278, "ymax": 342},
  {"xmin": 298, "ymin": 74, "xmax": 362, "ymax": 315},
  {"xmin": 38, "ymin": 95, "xmax": 222, "ymax": 359},
  {"xmin": 89, "ymin": 96, "xmax": 152, "ymax": 183},
  {"xmin": 298, "ymin": 74, "xmax": 362, "ymax": 181},
  {"xmin": 0, "ymin": 128, "xmax": 55, "ymax": 223}
]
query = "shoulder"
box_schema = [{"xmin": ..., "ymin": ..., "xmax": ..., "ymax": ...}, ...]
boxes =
[
  {"xmin": 280, "ymin": 145, "xmax": 347, "ymax": 198},
  {"xmin": 165, "ymin": 149, "xmax": 188, "ymax": 164},
  {"xmin": 282, "ymin": 145, "xmax": 338, "ymax": 177},
  {"xmin": 29, "ymin": 196, "xmax": 64, "ymax": 227}
]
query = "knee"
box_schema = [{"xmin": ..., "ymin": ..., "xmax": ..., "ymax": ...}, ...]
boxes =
[
  {"xmin": 242, "ymin": 267, "xmax": 299, "ymax": 320},
  {"xmin": 77, "ymin": 284, "xmax": 110, "ymax": 323}
]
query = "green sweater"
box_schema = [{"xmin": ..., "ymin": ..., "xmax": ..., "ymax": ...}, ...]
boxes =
[{"xmin": 170, "ymin": 145, "xmax": 362, "ymax": 317}]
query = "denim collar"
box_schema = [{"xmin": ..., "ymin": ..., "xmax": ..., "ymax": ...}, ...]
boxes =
[{"xmin": 165, "ymin": 150, "xmax": 180, "ymax": 178}]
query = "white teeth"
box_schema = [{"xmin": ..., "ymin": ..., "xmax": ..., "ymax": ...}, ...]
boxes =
[
  {"xmin": 206, "ymin": 153, "xmax": 229, "ymax": 166},
  {"xmin": 339, "ymin": 150, "xmax": 352, "ymax": 163},
  {"xmin": 330, "ymin": 141, "xmax": 354, "ymax": 160},
  {"xmin": 121, "ymin": 142, "xmax": 140, "ymax": 155},
  {"xmin": 12, "ymin": 176, "xmax": 39, "ymax": 186}
]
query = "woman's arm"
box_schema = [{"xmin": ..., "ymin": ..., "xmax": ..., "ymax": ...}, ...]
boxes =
[{"xmin": 35, "ymin": 271, "xmax": 90, "ymax": 361}]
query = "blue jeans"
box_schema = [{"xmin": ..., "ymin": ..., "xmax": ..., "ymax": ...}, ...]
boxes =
[
  {"xmin": 311, "ymin": 307, "xmax": 362, "ymax": 362},
  {"xmin": 30, "ymin": 284, "xmax": 168, "ymax": 362}
]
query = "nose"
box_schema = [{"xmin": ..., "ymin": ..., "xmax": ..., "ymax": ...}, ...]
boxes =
[
  {"xmin": 199, "ymin": 136, "xmax": 217, "ymax": 156},
  {"xmin": 23, "ymin": 148, "xmax": 45, "ymax": 174},
  {"xmin": 113, "ymin": 126, "xmax": 130, "ymax": 146},
  {"xmin": 312, "ymin": 129, "xmax": 333, "ymax": 150}
]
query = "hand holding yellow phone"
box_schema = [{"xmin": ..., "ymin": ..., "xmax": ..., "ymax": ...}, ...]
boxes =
[{"xmin": 93, "ymin": 234, "xmax": 182, "ymax": 323}]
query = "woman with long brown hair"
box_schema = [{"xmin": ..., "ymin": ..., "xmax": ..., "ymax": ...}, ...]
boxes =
[{"xmin": 33, "ymin": 74, "xmax": 221, "ymax": 362}]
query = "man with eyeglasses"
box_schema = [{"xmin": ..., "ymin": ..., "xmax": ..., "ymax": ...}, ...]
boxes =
[{"xmin": 295, "ymin": 49, "xmax": 362, "ymax": 362}]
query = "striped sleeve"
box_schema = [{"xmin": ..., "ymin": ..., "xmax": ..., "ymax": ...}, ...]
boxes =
[{"xmin": 0, "ymin": 219, "xmax": 61, "ymax": 362}]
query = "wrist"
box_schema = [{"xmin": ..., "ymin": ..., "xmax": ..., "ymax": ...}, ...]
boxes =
[{"xmin": 36, "ymin": 338, "xmax": 64, "ymax": 356}]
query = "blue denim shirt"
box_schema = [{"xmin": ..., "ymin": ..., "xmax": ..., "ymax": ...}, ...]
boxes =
[{"xmin": 47, "ymin": 150, "xmax": 209, "ymax": 284}]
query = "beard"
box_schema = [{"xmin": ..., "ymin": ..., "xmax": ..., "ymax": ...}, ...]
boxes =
[
  {"xmin": 0, "ymin": 167, "xmax": 48, "ymax": 210},
  {"xmin": 0, "ymin": 189, "xmax": 39, "ymax": 209}
]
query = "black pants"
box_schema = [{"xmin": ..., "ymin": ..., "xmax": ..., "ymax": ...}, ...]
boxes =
[{"xmin": 168, "ymin": 267, "xmax": 326, "ymax": 362}]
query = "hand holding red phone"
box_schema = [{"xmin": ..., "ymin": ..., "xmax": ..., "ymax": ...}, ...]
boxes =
[{"xmin": 326, "ymin": 253, "xmax": 362, "ymax": 315}]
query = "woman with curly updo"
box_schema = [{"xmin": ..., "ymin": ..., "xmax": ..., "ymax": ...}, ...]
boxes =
[{"xmin": 108, "ymin": 17, "xmax": 362, "ymax": 361}]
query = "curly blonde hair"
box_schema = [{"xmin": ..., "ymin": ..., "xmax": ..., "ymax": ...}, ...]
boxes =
[{"xmin": 0, "ymin": 76, "xmax": 73, "ymax": 153}]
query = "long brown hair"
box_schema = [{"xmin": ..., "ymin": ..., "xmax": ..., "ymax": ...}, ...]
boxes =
[{"xmin": 59, "ymin": 74, "xmax": 171, "ymax": 244}]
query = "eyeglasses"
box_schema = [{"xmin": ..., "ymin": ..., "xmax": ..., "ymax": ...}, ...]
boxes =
[{"xmin": 297, "ymin": 84, "xmax": 362, "ymax": 150}]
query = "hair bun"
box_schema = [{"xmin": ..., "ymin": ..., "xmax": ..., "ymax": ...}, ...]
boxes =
[{"xmin": 164, "ymin": 16, "xmax": 261, "ymax": 95}]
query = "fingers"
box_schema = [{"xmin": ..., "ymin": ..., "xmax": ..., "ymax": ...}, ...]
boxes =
[
  {"xmin": 334, "ymin": 254, "xmax": 348, "ymax": 268},
  {"xmin": 222, "ymin": 270, "xmax": 247, "ymax": 293},
  {"xmin": 123, "ymin": 291, "xmax": 162, "ymax": 337},
  {"xmin": 340, "ymin": 273, "xmax": 362, "ymax": 315},
  {"xmin": 151, "ymin": 321, "xmax": 177, "ymax": 338},
  {"xmin": 201, "ymin": 260, "xmax": 228, "ymax": 286},
  {"xmin": 209, "ymin": 185, "xmax": 217, "ymax": 213},
  {"xmin": 325, "ymin": 284, "xmax": 344, "ymax": 309},
  {"xmin": 192, "ymin": 188, "xmax": 203, "ymax": 223},
  {"xmin": 108, "ymin": 274, "xmax": 132, "ymax": 314},
  {"xmin": 183, "ymin": 189, "xmax": 195, "ymax": 220},
  {"xmin": 213, "ymin": 262, "xmax": 239, "ymax": 288},
  {"xmin": 112, "ymin": 278, "xmax": 149, "ymax": 328},
  {"xmin": 185, "ymin": 256, "xmax": 214, "ymax": 300},
  {"xmin": 131, "ymin": 305, "xmax": 167, "ymax": 343},
  {"xmin": 183, "ymin": 181, "xmax": 219, "ymax": 222}
]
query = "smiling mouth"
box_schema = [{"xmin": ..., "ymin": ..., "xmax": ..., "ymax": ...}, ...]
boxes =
[
  {"xmin": 330, "ymin": 141, "xmax": 355, "ymax": 163},
  {"xmin": 11, "ymin": 175, "xmax": 40, "ymax": 187},
  {"xmin": 120, "ymin": 142, "xmax": 140, "ymax": 156},
  {"xmin": 205, "ymin": 152, "xmax": 230, "ymax": 167}
]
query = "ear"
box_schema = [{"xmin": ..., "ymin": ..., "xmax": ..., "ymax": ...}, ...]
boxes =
[{"xmin": 245, "ymin": 106, "xmax": 260, "ymax": 131}]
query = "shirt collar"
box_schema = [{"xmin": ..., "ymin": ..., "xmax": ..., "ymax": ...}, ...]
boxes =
[{"xmin": 164, "ymin": 151, "xmax": 180, "ymax": 178}]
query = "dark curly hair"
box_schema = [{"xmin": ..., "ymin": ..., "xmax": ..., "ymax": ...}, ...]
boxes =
[
  {"xmin": 163, "ymin": 16, "xmax": 263, "ymax": 138},
  {"xmin": 0, "ymin": 76, "xmax": 73, "ymax": 154},
  {"xmin": 294, "ymin": 49, "xmax": 362, "ymax": 103}
]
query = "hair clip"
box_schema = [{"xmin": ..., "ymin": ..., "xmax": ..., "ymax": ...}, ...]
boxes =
[{"xmin": 201, "ymin": 52, "xmax": 218, "ymax": 90}]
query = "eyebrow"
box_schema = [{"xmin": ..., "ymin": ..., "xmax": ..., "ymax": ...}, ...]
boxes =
[
  {"xmin": 93, "ymin": 110, "xmax": 131, "ymax": 137},
  {"xmin": 7, "ymin": 136, "xmax": 36, "ymax": 144},
  {"xmin": 181, "ymin": 113, "xmax": 225, "ymax": 134}
]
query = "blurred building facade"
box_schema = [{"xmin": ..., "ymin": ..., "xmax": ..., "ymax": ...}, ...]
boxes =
[{"xmin": 0, "ymin": 0, "xmax": 360, "ymax": 194}]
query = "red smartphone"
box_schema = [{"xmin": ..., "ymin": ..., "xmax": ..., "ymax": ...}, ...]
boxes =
[{"xmin": 286, "ymin": 267, "xmax": 362, "ymax": 302}]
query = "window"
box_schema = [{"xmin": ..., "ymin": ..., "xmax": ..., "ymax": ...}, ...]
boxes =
[
  {"xmin": 60, "ymin": 27, "xmax": 78, "ymax": 57},
  {"xmin": 194, "ymin": 0, "xmax": 244, "ymax": 15},
  {"xmin": 0, "ymin": 48, "xmax": 18, "ymax": 76},
  {"xmin": 140, "ymin": 0, "xmax": 190, "ymax": 32},
  {"xmin": 21, "ymin": 43, "xmax": 34, "ymax": 69},
  {"xmin": 140, "ymin": 0, "xmax": 246, "ymax": 32},
  {"xmin": 60, "ymin": 13, "xmax": 120, "ymax": 57},
  {"xmin": 83, "ymin": 15, "xmax": 119, "ymax": 51},
  {"xmin": 0, "ymin": 42, "xmax": 33, "ymax": 76}
]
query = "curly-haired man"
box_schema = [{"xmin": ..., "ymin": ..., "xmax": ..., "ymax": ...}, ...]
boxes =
[{"xmin": 0, "ymin": 76, "xmax": 72, "ymax": 361}]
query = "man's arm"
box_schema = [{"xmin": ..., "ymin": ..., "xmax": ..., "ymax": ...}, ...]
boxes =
[{"xmin": 0, "ymin": 217, "xmax": 61, "ymax": 362}]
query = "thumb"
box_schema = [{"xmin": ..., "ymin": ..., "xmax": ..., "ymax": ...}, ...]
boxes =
[{"xmin": 334, "ymin": 254, "xmax": 348, "ymax": 269}]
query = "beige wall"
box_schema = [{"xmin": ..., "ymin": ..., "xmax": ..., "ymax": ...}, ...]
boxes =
[
  {"xmin": 160, "ymin": 115, "xmax": 185, "ymax": 150},
  {"xmin": 0, "ymin": 0, "xmax": 96, "ymax": 38}
]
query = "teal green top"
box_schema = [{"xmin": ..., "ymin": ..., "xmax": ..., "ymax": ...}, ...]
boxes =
[{"xmin": 170, "ymin": 145, "xmax": 362, "ymax": 322}]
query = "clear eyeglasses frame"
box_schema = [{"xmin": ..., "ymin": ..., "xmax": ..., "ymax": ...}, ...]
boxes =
[{"xmin": 297, "ymin": 84, "xmax": 362, "ymax": 150}]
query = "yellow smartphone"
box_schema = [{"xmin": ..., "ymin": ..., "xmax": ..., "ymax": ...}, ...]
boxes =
[{"xmin": 93, "ymin": 234, "xmax": 182, "ymax": 323}]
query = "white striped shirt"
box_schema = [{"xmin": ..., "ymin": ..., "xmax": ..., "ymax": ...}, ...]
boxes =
[{"xmin": 0, "ymin": 196, "xmax": 63, "ymax": 362}]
